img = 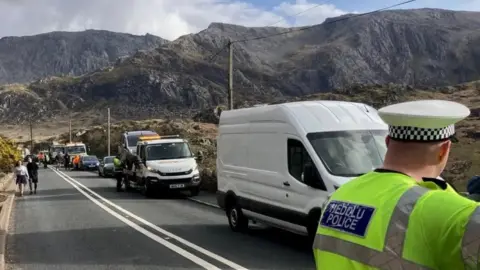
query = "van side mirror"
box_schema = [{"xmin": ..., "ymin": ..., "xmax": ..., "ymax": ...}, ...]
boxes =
[{"xmin": 303, "ymin": 163, "xmax": 321, "ymax": 188}]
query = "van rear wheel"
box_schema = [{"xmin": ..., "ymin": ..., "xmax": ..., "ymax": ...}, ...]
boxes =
[{"xmin": 227, "ymin": 203, "xmax": 248, "ymax": 232}]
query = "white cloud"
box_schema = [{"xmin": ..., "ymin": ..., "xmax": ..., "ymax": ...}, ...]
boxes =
[
  {"xmin": 0, "ymin": 0, "xmax": 348, "ymax": 40},
  {"xmin": 274, "ymin": 0, "xmax": 347, "ymax": 26}
]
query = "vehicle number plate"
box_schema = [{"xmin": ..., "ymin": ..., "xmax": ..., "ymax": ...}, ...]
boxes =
[
  {"xmin": 89, "ymin": 165, "xmax": 95, "ymax": 167},
  {"xmin": 170, "ymin": 184, "xmax": 185, "ymax": 189}
]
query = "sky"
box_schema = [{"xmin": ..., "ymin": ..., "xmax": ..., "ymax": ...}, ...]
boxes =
[{"xmin": 0, "ymin": 0, "xmax": 479, "ymax": 41}]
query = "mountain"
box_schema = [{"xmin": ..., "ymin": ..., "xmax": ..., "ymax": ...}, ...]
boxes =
[
  {"xmin": 1, "ymin": 8, "xmax": 480, "ymax": 123},
  {"xmin": 0, "ymin": 29, "xmax": 168, "ymax": 84}
]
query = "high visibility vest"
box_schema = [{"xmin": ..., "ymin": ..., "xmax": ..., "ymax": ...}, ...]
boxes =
[
  {"xmin": 313, "ymin": 170, "xmax": 480, "ymax": 270},
  {"xmin": 113, "ymin": 157, "xmax": 122, "ymax": 168}
]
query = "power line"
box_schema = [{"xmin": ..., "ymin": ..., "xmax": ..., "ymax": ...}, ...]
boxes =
[
  {"xmin": 264, "ymin": 0, "xmax": 337, "ymax": 28},
  {"xmin": 207, "ymin": 0, "xmax": 337, "ymax": 62},
  {"xmin": 234, "ymin": 0, "xmax": 416, "ymax": 43},
  {"xmin": 207, "ymin": 0, "xmax": 415, "ymax": 62}
]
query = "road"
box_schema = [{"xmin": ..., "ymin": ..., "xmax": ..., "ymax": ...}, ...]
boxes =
[{"xmin": 6, "ymin": 167, "xmax": 315, "ymax": 269}]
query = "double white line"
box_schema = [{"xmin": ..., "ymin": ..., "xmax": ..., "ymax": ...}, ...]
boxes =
[{"xmin": 50, "ymin": 167, "xmax": 248, "ymax": 270}]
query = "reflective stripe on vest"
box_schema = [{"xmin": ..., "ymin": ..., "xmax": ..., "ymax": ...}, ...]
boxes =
[{"xmin": 313, "ymin": 185, "xmax": 431, "ymax": 269}]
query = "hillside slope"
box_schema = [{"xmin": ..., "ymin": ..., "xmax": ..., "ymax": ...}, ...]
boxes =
[
  {"xmin": 1, "ymin": 8, "xmax": 480, "ymax": 123},
  {"xmin": 26, "ymin": 80, "xmax": 480, "ymax": 192},
  {"xmin": 0, "ymin": 30, "xmax": 168, "ymax": 84}
]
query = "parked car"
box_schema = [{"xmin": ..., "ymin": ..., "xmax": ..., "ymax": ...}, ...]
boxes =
[
  {"xmin": 98, "ymin": 156, "xmax": 115, "ymax": 177},
  {"xmin": 79, "ymin": 155, "xmax": 100, "ymax": 171}
]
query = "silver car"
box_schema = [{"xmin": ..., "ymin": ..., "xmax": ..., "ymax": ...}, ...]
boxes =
[{"xmin": 98, "ymin": 156, "xmax": 115, "ymax": 177}]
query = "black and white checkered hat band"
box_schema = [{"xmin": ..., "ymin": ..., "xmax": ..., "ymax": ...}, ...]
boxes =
[{"xmin": 388, "ymin": 124, "xmax": 455, "ymax": 142}]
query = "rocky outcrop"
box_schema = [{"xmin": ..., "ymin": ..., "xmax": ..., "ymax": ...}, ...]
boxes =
[{"xmin": 0, "ymin": 30, "xmax": 168, "ymax": 84}]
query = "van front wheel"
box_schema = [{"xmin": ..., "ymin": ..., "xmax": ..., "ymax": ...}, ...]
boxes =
[{"xmin": 227, "ymin": 204, "xmax": 248, "ymax": 232}]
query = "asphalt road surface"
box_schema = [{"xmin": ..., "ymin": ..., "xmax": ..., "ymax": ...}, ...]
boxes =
[{"xmin": 6, "ymin": 167, "xmax": 315, "ymax": 269}]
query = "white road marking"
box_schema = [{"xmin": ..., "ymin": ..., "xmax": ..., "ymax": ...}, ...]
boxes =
[
  {"xmin": 50, "ymin": 167, "xmax": 248, "ymax": 270},
  {"xmin": 51, "ymin": 169, "xmax": 221, "ymax": 270}
]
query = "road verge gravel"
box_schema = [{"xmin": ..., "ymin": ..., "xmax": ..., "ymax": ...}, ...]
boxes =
[{"xmin": 0, "ymin": 174, "xmax": 16, "ymax": 270}]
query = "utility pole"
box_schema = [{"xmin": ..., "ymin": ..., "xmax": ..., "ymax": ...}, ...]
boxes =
[
  {"xmin": 29, "ymin": 113, "xmax": 33, "ymax": 152},
  {"xmin": 69, "ymin": 112, "xmax": 72, "ymax": 143},
  {"xmin": 228, "ymin": 40, "xmax": 233, "ymax": 110},
  {"xmin": 107, "ymin": 108, "xmax": 111, "ymax": 156}
]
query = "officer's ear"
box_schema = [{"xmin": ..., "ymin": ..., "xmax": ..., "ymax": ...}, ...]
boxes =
[
  {"xmin": 385, "ymin": 135, "xmax": 391, "ymax": 147},
  {"xmin": 437, "ymin": 140, "xmax": 451, "ymax": 162}
]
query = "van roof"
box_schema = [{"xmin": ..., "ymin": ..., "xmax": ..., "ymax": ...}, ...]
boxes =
[{"xmin": 219, "ymin": 101, "xmax": 387, "ymax": 133}]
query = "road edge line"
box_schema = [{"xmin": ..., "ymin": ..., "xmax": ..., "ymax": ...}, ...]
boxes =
[
  {"xmin": 0, "ymin": 175, "xmax": 15, "ymax": 270},
  {"xmin": 187, "ymin": 197, "xmax": 220, "ymax": 209},
  {"xmin": 56, "ymin": 168, "xmax": 248, "ymax": 270}
]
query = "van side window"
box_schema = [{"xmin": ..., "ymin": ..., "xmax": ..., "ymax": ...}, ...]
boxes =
[{"xmin": 287, "ymin": 139, "xmax": 327, "ymax": 190}]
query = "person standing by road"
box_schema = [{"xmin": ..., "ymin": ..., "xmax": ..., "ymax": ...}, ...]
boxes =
[
  {"xmin": 26, "ymin": 157, "xmax": 39, "ymax": 194},
  {"xmin": 313, "ymin": 100, "xmax": 480, "ymax": 269},
  {"xmin": 14, "ymin": 160, "xmax": 29, "ymax": 197},
  {"xmin": 113, "ymin": 155, "xmax": 124, "ymax": 192},
  {"xmin": 64, "ymin": 152, "xmax": 70, "ymax": 170}
]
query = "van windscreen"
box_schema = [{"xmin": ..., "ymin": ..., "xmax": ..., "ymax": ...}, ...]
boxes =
[
  {"xmin": 146, "ymin": 142, "xmax": 193, "ymax": 160},
  {"xmin": 307, "ymin": 130, "xmax": 387, "ymax": 177}
]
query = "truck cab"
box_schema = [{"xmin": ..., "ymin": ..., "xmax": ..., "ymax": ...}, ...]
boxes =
[
  {"xmin": 49, "ymin": 143, "xmax": 65, "ymax": 163},
  {"xmin": 119, "ymin": 130, "xmax": 159, "ymax": 169},
  {"xmin": 65, "ymin": 142, "xmax": 88, "ymax": 160},
  {"xmin": 129, "ymin": 135, "xmax": 201, "ymax": 197}
]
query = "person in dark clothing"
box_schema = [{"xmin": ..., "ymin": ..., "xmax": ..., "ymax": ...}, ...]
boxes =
[
  {"xmin": 64, "ymin": 153, "xmax": 70, "ymax": 170},
  {"xmin": 467, "ymin": 175, "xmax": 480, "ymax": 201},
  {"xmin": 26, "ymin": 157, "xmax": 39, "ymax": 194},
  {"xmin": 113, "ymin": 155, "xmax": 124, "ymax": 192}
]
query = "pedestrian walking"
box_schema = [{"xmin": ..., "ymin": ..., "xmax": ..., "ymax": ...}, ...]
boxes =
[
  {"xmin": 14, "ymin": 160, "xmax": 29, "ymax": 197},
  {"xmin": 26, "ymin": 157, "xmax": 39, "ymax": 194},
  {"xmin": 313, "ymin": 100, "xmax": 480, "ymax": 269}
]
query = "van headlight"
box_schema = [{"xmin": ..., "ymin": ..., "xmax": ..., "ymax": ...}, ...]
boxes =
[{"xmin": 147, "ymin": 166, "xmax": 160, "ymax": 174}]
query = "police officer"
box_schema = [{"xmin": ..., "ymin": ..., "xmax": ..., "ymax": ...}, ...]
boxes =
[
  {"xmin": 113, "ymin": 155, "xmax": 124, "ymax": 192},
  {"xmin": 313, "ymin": 100, "xmax": 480, "ymax": 269}
]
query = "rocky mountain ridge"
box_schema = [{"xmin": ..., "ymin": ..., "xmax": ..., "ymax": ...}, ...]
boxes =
[
  {"xmin": 0, "ymin": 29, "xmax": 168, "ymax": 84},
  {"xmin": 1, "ymin": 8, "xmax": 480, "ymax": 123}
]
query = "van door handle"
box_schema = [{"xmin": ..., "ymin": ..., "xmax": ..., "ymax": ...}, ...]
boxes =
[{"xmin": 283, "ymin": 181, "xmax": 290, "ymax": 186}]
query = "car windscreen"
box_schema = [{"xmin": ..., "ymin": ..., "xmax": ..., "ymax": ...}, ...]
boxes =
[
  {"xmin": 104, "ymin": 157, "xmax": 114, "ymax": 163},
  {"xmin": 67, "ymin": 146, "xmax": 86, "ymax": 154},
  {"xmin": 307, "ymin": 130, "xmax": 387, "ymax": 177},
  {"xmin": 146, "ymin": 142, "xmax": 193, "ymax": 160},
  {"xmin": 83, "ymin": 156, "xmax": 98, "ymax": 161}
]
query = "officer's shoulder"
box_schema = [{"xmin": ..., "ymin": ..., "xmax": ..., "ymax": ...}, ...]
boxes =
[{"xmin": 422, "ymin": 188, "xmax": 477, "ymax": 208}]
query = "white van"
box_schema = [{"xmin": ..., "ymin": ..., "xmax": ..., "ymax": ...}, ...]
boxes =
[{"xmin": 216, "ymin": 101, "xmax": 388, "ymax": 237}]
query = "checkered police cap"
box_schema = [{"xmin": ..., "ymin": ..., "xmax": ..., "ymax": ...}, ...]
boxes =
[
  {"xmin": 378, "ymin": 100, "xmax": 470, "ymax": 143},
  {"xmin": 388, "ymin": 124, "xmax": 455, "ymax": 142}
]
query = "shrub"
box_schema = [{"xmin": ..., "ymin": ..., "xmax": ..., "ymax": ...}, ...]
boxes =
[{"xmin": 0, "ymin": 136, "xmax": 21, "ymax": 173}]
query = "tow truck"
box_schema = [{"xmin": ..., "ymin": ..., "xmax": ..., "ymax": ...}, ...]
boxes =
[
  {"xmin": 119, "ymin": 130, "xmax": 159, "ymax": 172},
  {"xmin": 48, "ymin": 142, "xmax": 65, "ymax": 164},
  {"xmin": 121, "ymin": 134, "xmax": 202, "ymax": 197}
]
